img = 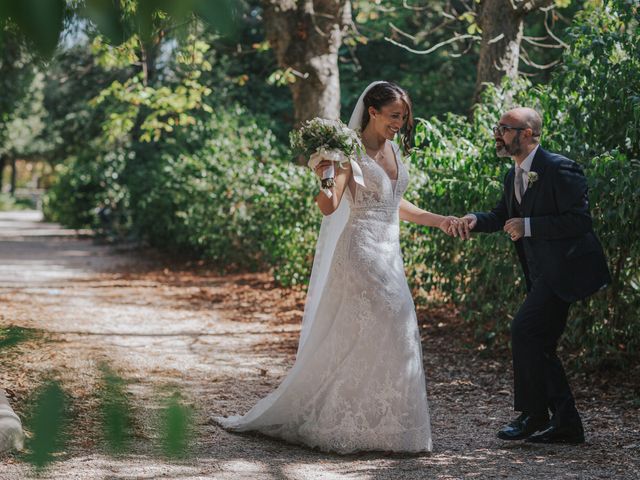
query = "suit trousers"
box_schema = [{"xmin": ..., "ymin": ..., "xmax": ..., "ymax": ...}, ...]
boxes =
[{"xmin": 511, "ymin": 278, "xmax": 581, "ymax": 425}]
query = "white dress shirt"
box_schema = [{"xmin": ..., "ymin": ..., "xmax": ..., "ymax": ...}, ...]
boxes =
[{"xmin": 518, "ymin": 145, "xmax": 539, "ymax": 237}]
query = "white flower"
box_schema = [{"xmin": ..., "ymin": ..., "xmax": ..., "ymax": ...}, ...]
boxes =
[
  {"xmin": 527, "ymin": 171, "xmax": 539, "ymax": 184},
  {"xmin": 290, "ymin": 117, "xmax": 362, "ymax": 163}
]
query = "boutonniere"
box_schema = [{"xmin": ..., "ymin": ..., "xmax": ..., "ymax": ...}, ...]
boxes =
[{"xmin": 527, "ymin": 171, "xmax": 539, "ymax": 184}]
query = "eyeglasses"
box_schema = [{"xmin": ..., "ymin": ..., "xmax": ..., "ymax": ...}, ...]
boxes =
[{"xmin": 492, "ymin": 125, "xmax": 525, "ymax": 136}]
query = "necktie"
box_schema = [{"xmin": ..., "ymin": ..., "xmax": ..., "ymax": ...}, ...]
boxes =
[{"xmin": 515, "ymin": 166, "xmax": 525, "ymax": 203}]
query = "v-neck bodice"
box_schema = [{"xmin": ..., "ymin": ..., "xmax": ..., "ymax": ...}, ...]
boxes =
[{"xmin": 346, "ymin": 141, "xmax": 407, "ymax": 212}]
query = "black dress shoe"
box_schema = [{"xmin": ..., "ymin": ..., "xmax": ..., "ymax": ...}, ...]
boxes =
[
  {"xmin": 497, "ymin": 413, "xmax": 549, "ymax": 441},
  {"xmin": 526, "ymin": 423, "xmax": 585, "ymax": 444}
]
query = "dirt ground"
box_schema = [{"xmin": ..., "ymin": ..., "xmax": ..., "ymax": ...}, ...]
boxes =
[{"xmin": 0, "ymin": 210, "xmax": 638, "ymax": 480}]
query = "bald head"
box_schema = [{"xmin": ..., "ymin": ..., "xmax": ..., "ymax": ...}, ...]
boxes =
[
  {"xmin": 502, "ymin": 107, "xmax": 542, "ymax": 141},
  {"xmin": 495, "ymin": 107, "xmax": 543, "ymax": 161}
]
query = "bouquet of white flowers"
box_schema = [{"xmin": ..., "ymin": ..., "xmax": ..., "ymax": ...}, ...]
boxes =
[{"xmin": 290, "ymin": 118, "xmax": 362, "ymax": 198}]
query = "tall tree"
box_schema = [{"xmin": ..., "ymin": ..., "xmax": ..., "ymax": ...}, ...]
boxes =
[
  {"xmin": 262, "ymin": 0, "xmax": 352, "ymax": 124},
  {"xmin": 0, "ymin": 24, "xmax": 36, "ymax": 194},
  {"xmin": 380, "ymin": 0, "xmax": 567, "ymax": 108},
  {"xmin": 474, "ymin": 0, "xmax": 554, "ymax": 104}
]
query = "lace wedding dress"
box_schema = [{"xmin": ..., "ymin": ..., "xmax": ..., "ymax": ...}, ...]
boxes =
[{"xmin": 215, "ymin": 138, "xmax": 432, "ymax": 454}]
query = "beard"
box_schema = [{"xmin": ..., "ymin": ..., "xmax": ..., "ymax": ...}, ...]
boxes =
[
  {"xmin": 496, "ymin": 143, "xmax": 510, "ymax": 157},
  {"xmin": 496, "ymin": 135, "xmax": 522, "ymax": 157}
]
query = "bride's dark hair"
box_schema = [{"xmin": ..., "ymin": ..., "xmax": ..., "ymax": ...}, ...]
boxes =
[{"xmin": 360, "ymin": 82, "xmax": 414, "ymax": 154}]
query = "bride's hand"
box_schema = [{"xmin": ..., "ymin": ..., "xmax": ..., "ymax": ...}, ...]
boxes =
[
  {"xmin": 438, "ymin": 216, "xmax": 458, "ymax": 237},
  {"xmin": 314, "ymin": 160, "xmax": 333, "ymax": 179}
]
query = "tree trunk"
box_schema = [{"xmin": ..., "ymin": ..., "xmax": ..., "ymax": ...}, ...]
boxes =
[
  {"xmin": 473, "ymin": 0, "xmax": 524, "ymax": 106},
  {"xmin": 10, "ymin": 157, "xmax": 16, "ymax": 196},
  {"xmin": 472, "ymin": 0, "xmax": 555, "ymax": 107},
  {"xmin": 0, "ymin": 155, "xmax": 5, "ymax": 192},
  {"xmin": 139, "ymin": 36, "xmax": 160, "ymax": 86},
  {"xmin": 263, "ymin": 0, "xmax": 351, "ymax": 126}
]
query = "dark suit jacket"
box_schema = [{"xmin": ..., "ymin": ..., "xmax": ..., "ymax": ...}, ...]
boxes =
[{"xmin": 473, "ymin": 147, "xmax": 611, "ymax": 303}]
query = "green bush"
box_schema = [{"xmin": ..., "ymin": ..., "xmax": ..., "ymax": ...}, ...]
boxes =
[
  {"xmin": 403, "ymin": 110, "xmax": 639, "ymax": 364},
  {"xmin": 125, "ymin": 106, "xmax": 320, "ymax": 284},
  {"xmin": 400, "ymin": 0, "xmax": 640, "ymax": 365},
  {"xmin": 0, "ymin": 193, "xmax": 35, "ymax": 211},
  {"xmin": 571, "ymin": 150, "xmax": 640, "ymax": 366},
  {"xmin": 43, "ymin": 105, "xmax": 320, "ymax": 285},
  {"xmin": 42, "ymin": 142, "xmax": 131, "ymax": 234},
  {"xmin": 539, "ymin": 0, "xmax": 640, "ymax": 161}
]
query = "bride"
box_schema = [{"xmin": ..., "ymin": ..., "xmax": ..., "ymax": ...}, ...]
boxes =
[{"xmin": 215, "ymin": 81, "xmax": 457, "ymax": 454}]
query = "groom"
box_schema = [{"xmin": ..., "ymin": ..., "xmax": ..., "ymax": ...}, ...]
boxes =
[{"xmin": 454, "ymin": 107, "xmax": 611, "ymax": 444}]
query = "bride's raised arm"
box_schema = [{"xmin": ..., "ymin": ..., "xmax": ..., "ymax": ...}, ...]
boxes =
[
  {"xmin": 313, "ymin": 160, "xmax": 353, "ymax": 216},
  {"xmin": 399, "ymin": 198, "xmax": 456, "ymax": 235}
]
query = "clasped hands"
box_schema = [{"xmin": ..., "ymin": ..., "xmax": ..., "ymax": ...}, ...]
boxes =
[
  {"xmin": 438, "ymin": 215, "xmax": 475, "ymax": 240},
  {"xmin": 439, "ymin": 215, "xmax": 524, "ymax": 241}
]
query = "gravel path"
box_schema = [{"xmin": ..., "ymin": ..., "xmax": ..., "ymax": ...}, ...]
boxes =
[{"xmin": 0, "ymin": 210, "xmax": 638, "ymax": 479}]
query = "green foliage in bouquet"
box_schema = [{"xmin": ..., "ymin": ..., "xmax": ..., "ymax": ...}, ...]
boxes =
[{"xmin": 290, "ymin": 118, "xmax": 360, "ymax": 159}]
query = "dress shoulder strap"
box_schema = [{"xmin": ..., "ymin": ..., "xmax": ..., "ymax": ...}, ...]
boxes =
[{"xmin": 391, "ymin": 141, "xmax": 402, "ymax": 158}]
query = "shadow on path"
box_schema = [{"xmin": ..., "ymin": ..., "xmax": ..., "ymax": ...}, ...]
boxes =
[{"xmin": 0, "ymin": 210, "xmax": 638, "ymax": 480}]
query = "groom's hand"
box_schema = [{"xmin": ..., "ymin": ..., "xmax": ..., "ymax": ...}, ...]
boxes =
[{"xmin": 504, "ymin": 217, "xmax": 524, "ymax": 241}]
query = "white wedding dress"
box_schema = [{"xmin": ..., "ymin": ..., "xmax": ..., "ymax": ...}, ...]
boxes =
[{"xmin": 215, "ymin": 137, "xmax": 432, "ymax": 454}]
